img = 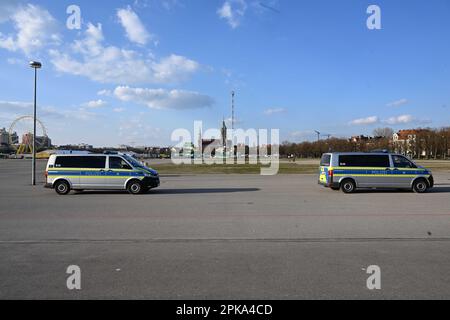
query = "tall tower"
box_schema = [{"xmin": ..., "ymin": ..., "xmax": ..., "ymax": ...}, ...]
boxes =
[{"xmin": 221, "ymin": 118, "xmax": 227, "ymax": 149}]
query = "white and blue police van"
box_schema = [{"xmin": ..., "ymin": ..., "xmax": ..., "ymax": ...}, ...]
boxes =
[{"xmin": 45, "ymin": 153, "xmax": 160, "ymax": 195}]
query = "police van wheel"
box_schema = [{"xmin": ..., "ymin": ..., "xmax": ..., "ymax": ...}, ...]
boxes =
[
  {"xmin": 413, "ymin": 179, "xmax": 428, "ymax": 193},
  {"xmin": 127, "ymin": 180, "xmax": 143, "ymax": 195},
  {"xmin": 341, "ymin": 179, "xmax": 356, "ymax": 194},
  {"xmin": 55, "ymin": 180, "xmax": 70, "ymax": 195}
]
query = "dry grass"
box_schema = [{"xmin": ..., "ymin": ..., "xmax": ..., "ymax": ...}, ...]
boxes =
[
  {"xmin": 152, "ymin": 159, "xmax": 450, "ymax": 174},
  {"xmin": 153, "ymin": 162, "xmax": 318, "ymax": 175}
]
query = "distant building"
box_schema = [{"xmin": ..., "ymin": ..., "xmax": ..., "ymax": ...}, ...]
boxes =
[
  {"xmin": 0, "ymin": 128, "xmax": 8, "ymax": 146},
  {"xmin": 393, "ymin": 129, "xmax": 429, "ymax": 157},
  {"xmin": 143, "ymin": 147, "xmax": 171, "ymax": 159},
  {"xmin": 171, "ymin": 142, "xmax": 195, "ymax": 158},
  {"xmin": 197, "ymin": 120, "xmax": 234, "ymax": 157},
  {"xmin": 0, "ymin": 127, "xmax": 18, "ymax": 146},
  {"xmin": 393, "ymin": 129, "xmax": 421, "ymax": 143},
  {"xmin": 350, "ymin": 135, "xmax": 371, "ymax": 143},
  {"xmin": 77, "ymin": 143, "xmax": 93, "ymax": 150},
  {"xmin": 57, "ymin": 143, "xmax": 93, "ymax": 151}
]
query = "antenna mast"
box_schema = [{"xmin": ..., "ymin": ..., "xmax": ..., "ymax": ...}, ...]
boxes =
[{"xmin": 231, "ymin": 91, "xmax": 235, "ymax": 131}]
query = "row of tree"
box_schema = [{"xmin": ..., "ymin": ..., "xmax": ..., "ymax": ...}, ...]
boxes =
[
  {"xmin": 279, "ymin": 127, "xmax": 450, "ymax": 159},
  {"xmin": 280, "ymin": 137, "xmax": 391, "ymax": 158},
  {"xmin": 398, "ymin": 127, "xmax": 450, "ymax": 159}
]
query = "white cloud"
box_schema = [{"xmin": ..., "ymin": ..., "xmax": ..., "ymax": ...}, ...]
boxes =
[
  {"xmin": 0, "ymin": 4, "xmax": 60, "ymax": 55},
  {"xmin": 0, "ymin": 100, "xmax": 65, "ymax": 119},
  {"xmin": 81, "ymin": 99, "xmax": 107, "ymax": 109},
  {"xmin": 217, "ymin": 0, "xmax": 248, "ymax": 29},
  {"xmin": 383, "ymin": 114, "xmax": 414, "ymax": 125},
  {"xmin": 349, "ymin": 114, "xmax": 430, "ymax": 126},
  {"xmin": 350, "ymin": 116, "xmax": 379, "ymax": 125},
  {"xmin": 113, "ymin": 86, "xmax": 214, "ymax": 110},
  {"xmin": 117, "ymin": 6, "xmax": 151, "ymax": 45},
  {"xmin": 71, "ymin": 22, "xmax": 104, "ymax": 56},
  {"xmin": 97, "ymin": 89, "xmax": 112, "ymax": 96},
  {"xmin": 264, "ymin": 108, "xmax": 286, "ymax": 115},
  {"xmin": 0, "ymin": 100, "xmax": 33, "ymax": 114},
  {"xmin": 50, "ymin": 23, "xmax": 200, "ymax": 85},
  {"xmin": 387, "ymin": 98, "xmax": 409, "ymax": 107},
  {"xmin": 152, "ymin": 54, "xmax": 200, "ymax": 83},
  {"xmin": 0, "ymin": 100, "xmax": 96, "ymax": 121},
  {"xmin": 113, "ymin": 107, "xmax": 125, "ymax": 113}
]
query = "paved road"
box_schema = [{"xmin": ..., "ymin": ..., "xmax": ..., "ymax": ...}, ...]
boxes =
[{"xmin": 1, "ymin": 160, "xmax": 450, "ymax": 299}]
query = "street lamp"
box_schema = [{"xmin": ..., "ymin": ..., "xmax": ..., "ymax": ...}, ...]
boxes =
[
  {"xmin": 29, "ymin": 60, "xmax": 42, "ymax": 186},
  {"xmin": 314, "ymin": 130, "xmax": 321, "ymax": 142}
]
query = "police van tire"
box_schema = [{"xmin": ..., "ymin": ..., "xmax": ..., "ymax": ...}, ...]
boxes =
[
  {"xmin": 341, "ymin": 179, "xmax": 356, "ymax": 194},
  {"xmin": 412, "ymin": 178, "xmax": 428, "ymax": 194},
  {"xmin": 127, "ymin": 180, "xmax": 143, "ymax": 195},
  {"xmin": 54, "ymin": 180, "xmax": 70, "ymax": 195}
]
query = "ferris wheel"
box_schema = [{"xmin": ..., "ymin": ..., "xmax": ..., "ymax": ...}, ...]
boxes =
[{"xmin": 8, "ymin": 115, "xmax": 48, "ymax": 154}]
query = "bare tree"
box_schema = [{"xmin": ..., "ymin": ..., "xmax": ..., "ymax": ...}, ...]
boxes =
[
  {"xmin": 280, "ymin": 127, "xmax": 450, "ymax": 159},
  {"xmin": 373, "ymin": 127, "xmax": 394, "ymax": 138}
]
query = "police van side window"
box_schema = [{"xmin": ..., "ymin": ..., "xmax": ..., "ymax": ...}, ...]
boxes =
[
  {"xmin": 339, "ymin": 155, "xmax": 390, "ymax": 167},
  {"xmin": 55, "ymin": 156, "xmax": 106, "ymax": 168},
  {"xmin": 392, "ymin": 155, "xmax": 416, "ymax": 169},
  {"xmin": 55, "ymin": 156, "xmax": 82, "ymax": 168},
  {"xmin": 84, "ymin": 157, "xmax": 106, "ymax": 168}
]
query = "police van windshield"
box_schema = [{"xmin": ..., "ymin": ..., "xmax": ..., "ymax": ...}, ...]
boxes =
[
  {"xmin": 392, "ymin": 155, "xmax": 417, "ymax": 168},
  {"xmin": 320, "ymin": 154, "xmax": 331, "ymax": 166},
  {"xmin": 122, "ymin": 154, "xmax": 145, "ymax": 168}
]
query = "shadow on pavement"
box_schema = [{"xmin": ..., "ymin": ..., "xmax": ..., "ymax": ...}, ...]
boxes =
[
  {"xmin": 429, "ymin": 186, "xmax": 450, "ymax": 193},
  {"xmin": 153, "ymin": 188, "xmax": 260, "ymax": 195},
  {"xmin": 353, "ymin": 185, "xmax": 450, "ymax": 194},
  {"xmin": 73, "ymin": 188, "xmax": 260, "ymax": 195}
]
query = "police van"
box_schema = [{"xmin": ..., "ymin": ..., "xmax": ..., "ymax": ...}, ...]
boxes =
[
  {"xmin": 45, "ymin": 153, "xmax": 160, "ymax": 195},
  {"xmin": 318, "ymin": 152, "xmax": 434, "ymax": 193}
]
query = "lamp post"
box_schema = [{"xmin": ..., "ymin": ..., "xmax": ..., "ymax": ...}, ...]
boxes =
[
  {"xmin": 29, "ymin": 61, "xmax": 42, "ymax": 186},
  {"xmin": 314, "ymin": 130, "xmax": 320, "ymax": 142}
]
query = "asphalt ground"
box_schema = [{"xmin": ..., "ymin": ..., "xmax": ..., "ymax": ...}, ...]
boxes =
[{"xmin": 1, "ymin": 160, "xmax": 450, "ymax": 299}]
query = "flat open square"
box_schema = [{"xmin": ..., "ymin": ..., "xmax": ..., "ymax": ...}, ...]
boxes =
[{"xmin": 1, "ymin": 160, "xmax": 450, "ymax": 299}]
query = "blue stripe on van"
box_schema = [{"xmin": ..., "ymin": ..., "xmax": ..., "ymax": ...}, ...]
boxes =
[
  {"xmin": 47, "ymin": 171, "xmax": 145, "ymax": 177},
  {"xmin": 333, "ymin": 169, "xmax": 429, "ymax": 175}
]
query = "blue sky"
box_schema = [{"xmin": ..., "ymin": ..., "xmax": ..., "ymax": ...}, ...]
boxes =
[{"xmin": 0, "ymin": 0, "xmax": 449, "ymax": 146}]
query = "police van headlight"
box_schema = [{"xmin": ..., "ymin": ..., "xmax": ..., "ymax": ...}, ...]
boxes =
[{"xmin": 144, "ymin": 171, "xmax": 158, "ymax": 177}]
